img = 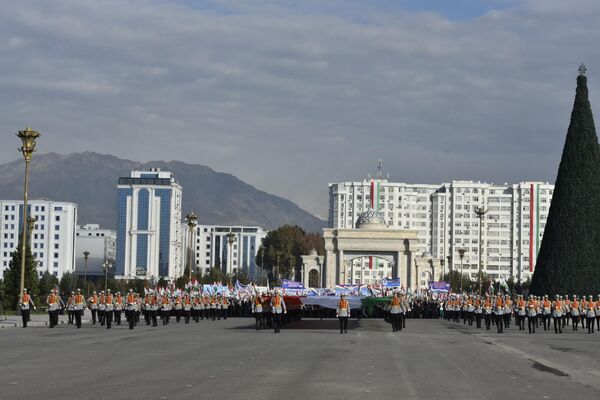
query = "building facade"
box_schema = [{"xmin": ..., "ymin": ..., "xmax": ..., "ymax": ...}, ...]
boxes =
[
  {"xmin": 0, "ymin": 199, "xmax": 78, "ymax": 278},
  {"xmin": 188, "ymin": 225, "xmax": 268, "ymax": 279},
  {"xmin": 329, "ymin": 179, "xmax": 553, "ymax": 283},
  {"xmin": 75, "ymin": 224, "xmax": 116, "ymax": 277},
  {"xmin": 116, "ymin": 169, "xmax": 183, "ymax": 279}
]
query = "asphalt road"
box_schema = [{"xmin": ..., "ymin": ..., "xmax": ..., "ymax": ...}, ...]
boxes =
[{"xmin": 1, "ymin": 317, "xmax": 599, "ymax": 400}]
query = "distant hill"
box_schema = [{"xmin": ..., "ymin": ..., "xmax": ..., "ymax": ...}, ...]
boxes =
[{"xmin": 0, "ymin": 152, "xmax": 326, "ymax": 232}]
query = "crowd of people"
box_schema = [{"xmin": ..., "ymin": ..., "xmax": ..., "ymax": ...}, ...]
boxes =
[{"xmin": 17, "ymin": 287, "xmax": 600, "ymax": 335}]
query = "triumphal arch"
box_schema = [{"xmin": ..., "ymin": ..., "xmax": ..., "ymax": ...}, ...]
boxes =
[{"xmin": 301, "ymin": 209, "xmax": 438, "ymax": 290}]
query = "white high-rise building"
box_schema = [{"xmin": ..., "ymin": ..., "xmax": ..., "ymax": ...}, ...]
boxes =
[
  {"xmin": 187, "ymin": 225, "xmax": 268, "ymax": 279},
  {"xmin": 329, "ymin": 179, "xmax": 553, "ymax": 283},
  {"xmin": 115, "ymin": 169, "xmax": 183, "ymax": 279},
  {"xmin": 0, "ymin": 199, "xmax": 78, "ymax": 278},
  {"xmin": 75, "ymin": 224, "xmax": 116, "ymax": 277}
]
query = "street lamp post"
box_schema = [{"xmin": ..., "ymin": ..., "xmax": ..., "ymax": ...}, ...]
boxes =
[
  {"xmin": 26, "ymin": 216, "xmax": 36, "ymax": 247},
  {"xmin": 83, "ymin": 250, "xmax": 90, "ymax": 295},
  {"xmin": 102, "ymin": 261, "xmax": 113, "ymax": 292},
  {"xmin": 458, "ymin": 248, "xmax": 466, "ymax": 293},
  {"xmin": 474, "ymin": 206, "xmax": 488, "ymax": 296},
  {"xmin": 16, "ymin": 125, "xmax": 40, "ymax": 312},
  {"xmin": 439, "ymin": 258, "xmax": 445, "ymax": 281},
  {"xmin": 185, "ymin": 212, "xmax": 198, "ymax": 281},
  {"xmin": 225, "ymin": 232, "xmax": 236, "ymax": 276}
]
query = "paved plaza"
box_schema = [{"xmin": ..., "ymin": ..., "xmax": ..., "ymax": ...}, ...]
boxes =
[{"xmin": 0, "ymin": 317, "xmax": 599, "ymax": 400}]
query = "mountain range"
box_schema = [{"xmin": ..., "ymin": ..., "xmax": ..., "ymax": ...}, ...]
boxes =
[{"xmin": 0, "ymin": 152, "xmax": 326, "ymax": 232}]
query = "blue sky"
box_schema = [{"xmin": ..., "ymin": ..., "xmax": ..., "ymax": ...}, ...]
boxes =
[{"xmin": 0, "ymin": 0, "xmax": 597, "ymax": 218}]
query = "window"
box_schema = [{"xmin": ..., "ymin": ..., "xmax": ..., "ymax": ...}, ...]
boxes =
[
  {"xmin": 54, "ymin": 234, "xmax": 59, "ymax": 240},
  {"xmin": 54, "ymin": 244, "xmax": 59, "ymax": 249},
  {"xmin": 54, "ymin": 252, "xmax": 59, "ymax": 258},
  {"xmin": 55, "ymin": 216, "xmax": 60, "ymax": 221}
]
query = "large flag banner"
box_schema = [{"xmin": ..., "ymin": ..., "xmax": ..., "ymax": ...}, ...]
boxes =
[
  {"xmin": 382, "ymin": 278, "xmax": 401, "ymax": 288},
  {"xmin": 429, "ymin": 281, "xmax": 451, "ymax": 292},
  {"xmin": 282, "ymin": 279, "xmax": 305, "ymax": 290}
]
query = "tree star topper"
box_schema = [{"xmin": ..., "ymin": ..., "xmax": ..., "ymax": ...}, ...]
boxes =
[{"xmin": 578, "ymin": 63, "xmax": 587, "ymax": 77}]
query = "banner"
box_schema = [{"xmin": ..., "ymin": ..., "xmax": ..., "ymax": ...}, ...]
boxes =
[
  {"xmin": 382, "ymin": 278, "xmax": 401, "ymax": 288},
  {"xmin": 429, "ymin": 281, "xmax": 450, "ymax": 292},
  {"xmin": 282, "ymin": 279, "xmax": 305, "ymax": 290}
]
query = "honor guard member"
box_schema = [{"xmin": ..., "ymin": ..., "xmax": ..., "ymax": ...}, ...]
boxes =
[
  {"xmin": 192, "ymin": 295, "xmax": 202, "ymax": 322},
  {"xmin": 103, "ymin": 289, "xmax": 115, "ymax": 329},
  {"xmin": 270, "ymin": 291, "xmax": 287, "ymax": 333},
  {"xmin": 66, "ymin": 291, "xmax": 75, "ymax": 324},
  {"xmin": 585, "ymin": 295, "xmax": 596, "ymax": 334},
  {"xmin": 149, "ymin": 292, "xmax": 159, "ymax": 327},
  {"xmin": 571, "ymin": 295, "xmax": 580, "ymax": 331},
  {"xmin": 221, "ymin": 295, "xmax": 230, "ymax": 320},
  {"xmin": 143, "ymin": 293, "xmax": 152, "ymax": 325},
  {"xmin": 466, "ymin": 296, "xmax": 475, "ymax": 326},
  {"xmin": 389, "ymin": 293, "xmax": 402, "ymax": 332},
  {"xmin": 527, "ymin": 295, "xmax": 537, "ymax": 333},
  {"xmin": 88, "ymin": 291, "xmax": 99, "ymax": 324},
  {"xmin": 174, "ymin": 295, "xmax": 182, "ymax": 322},
  {"xmin": 541, "ymin": 295, "xmax": 551, "ymax": 331},
  {"xmin": 494, "ymin": 295, "xmax": 504, "ymax": 333},
  {"xmin": 19, "ymin": 288, "xmax": 36, "ymax": 328},
  {"xmin": 337, "ymin": 294, "xmax": 351, "ymax": 333},
  {"xmin": 252, "ymin": 294, "xmax": 264, "ymax": 330},
  {"xmin": 114, "ymin": 292, "xmax": 123, "ymax": 325},
  {"xmin": 581, "ymin": 296, "xmax": 588, "ymax": 330},
  {"xmin": 474, "ymin": 296, "xmax": 483, "ymax": 328},
  {"xmin": 401, "ymin": 294, "xmax": 410, "ymax": 329},
  {"xmin": 503, "ymin": 295, "xmax": 512, "ymax": 328},
  {"xmin": 210, "ymin": 295, "xmax": 218, "ymax": 320},
  {"xmin": 201, "ymin": 295, "xmax": 209, "ymax": 320},
  {"xmin": 46, "ymin": 289, "xmax": 60, "ymax": 328},
  {"xmin": 73, "ymin": 289, "xmax": 85, "ymax": 328},
  {"xmin": 183, "ymin": 293, "xmax": 192, "ymax": 323},
  {"xmin": 98, "ymin": 291, "xmax": 107, "ymax": 326},
  {"xmin": 551, "ymin": 295, "xmax": 563, "ymax": 334},
  {"xmin": 562, "ymin": 295, "xmax": 570, "ymax": 328},
  {"xmin": 161, "ymin": 294, "xmax": 172, "ymax": 325},
  {"xmin": 596, "ymin": 295, "xmax": 600, "ymax": 331},
  {"xmin": 126, "ymin": 289, "xmax": 137, "ymax": 330},
  {"xmin": 516, "ymin": 295, "xmax": 526, "ymax": 331},
  {"xmin": 483, "ymin": 296, "xmax": 493, "ymax": 330}
]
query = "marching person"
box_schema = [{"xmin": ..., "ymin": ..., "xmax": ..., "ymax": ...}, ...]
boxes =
[
  {"xmin": 516, "ymin": 295, "xmax": 526, "ymax": 331},
  {"xmin": 252, "ymin": 293, "xmax": 264, "ymax": 330},
  {"xmin": 174, "ymin": 294, "xmax": 182, "ymax": 323},
  {"xmin": 192, "ymin": 295, "xmax": 202, "ymax": 323},
  {"xmin": 210, "ymin": 295, "xmax": 218, "ymax": 321},
  {"xmin": 337, "ymin": 294, "xmax": 351, "ymax": 334},
  {"xmin": 585, "ymin": 295, "xmax": 596, "ymax": 334},
  {"xmin": 66, "ymin": 291, "xmax": 75, "ymax": 324},
  {"xmin": 221, "ymin": 295, "xmax": 230, "ymax": 320},
  {"xmin": 552, "ymin": 295, "xmax": 563, "ymax": 334},
  {"xmin": 98, "ymin": 291, "xmax": 106, "ymax": 326},
  {"xmin": 596, "ymin": 295, "xmax": 600, "ymax": 331},
  {"xmin": 270, "ymin": 291, "xmax": 287, "ymax": 333},
  {"xmin": 494, "ymin": 295, "xmax": 504, "ymax": 333},
  {"xmin": 103, "ymin": 289, "xmax": 114, "ymax": 329},
  {"xmin": 389, "ymin": 292, "xmax": 402, "ymax": 332},
  {"xmin": 571, "ymin": 295, "xmax": 580, "ymax": 331},
  {"xmin": 542, "ymin": 295, "xmax": 551, "ymax": 331},
  {"xmin": 503, "ymin": 295, "xmax": 512, "ymax": 329},
  {"xmin": 183, "ymin": 293, "xmax": 192, "ymax": 324},
  {"xmin": 126, "ymin": 289, "xmax": 137, "ymax": 330},
  {"xmin": 527, "ymin": 295, "xmax": 537, "ymax": 334},
  {"xmin": 88, "ymin": 291, "xmax": 99, "ymax": 325},
  {"xmin": 161, "ymin": 294, "xmax": 172, "ymax": 325},
  {"xmin": 46, "ymin": 288, "xmax": 60, "ymax": 328},
  {"xmin": 149, "ymin": 292, "xmax": 159, "ymax": 327},
  {"xmin": 19, "ymin": 288, "xmax": 36, "ymax": 328},
  {"xmin": 483, "ymin": 295, "xmax": 493, "ymax": 330},
  {"xmin": 474, "ymin": 296, "xmax": 483, "ymax": 329},
  {"xmin": 73, "ymin": 289, "xmax": 85, "ymax": 329},
  {"xmin": 114, "ymin": 291, "xmax": 124, "ymax": 325}
]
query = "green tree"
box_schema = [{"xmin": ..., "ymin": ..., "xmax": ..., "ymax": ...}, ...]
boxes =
[
  {"xmin": 39, "ymin": 271, "xmax": 59, "ymax": 297},
  {"xmin": 2, "ymin": 239, "xmax": 39, "ymax": 310},
  {"xmin": 532, "ymin": 68, "xmax": 600, "ymax": 295},
  {"xmin": 59, "ymin": 271, "xmax": 77, "ymax": 295}
]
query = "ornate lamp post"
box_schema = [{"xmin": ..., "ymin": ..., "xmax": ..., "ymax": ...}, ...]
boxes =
[
  {"xmin": 26, "ymin": 216, "xmax": 36, "ymax": 247},
  {"xmin": 102, "ymin": 261, "xmax": 113, "ymax": 292},
  {"xmin": 458, "ymin": 248, "xmax": 467, "ymax": 293},
  {"xmin": 185, "ymin": 212, "xmax": 198, "ymax": 281},
  {"xmin": 474, "ymin": 206, "xmax": 488, "ymax": 295},
  {"xmin": 226, "ymin": 232, "xmax": 236, "ymax": 276},
  {"xmin": 17, "ymin": 125, "xmax": 40, "ymax": 311},
  {"xmin": 83, "ymin": 250, "xmax": 90, "ymax": 295}
]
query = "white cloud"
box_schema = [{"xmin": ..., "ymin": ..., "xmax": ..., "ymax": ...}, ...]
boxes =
[{"xmin": 0, "ymin": 0, "xmax": 599, "ymax": 217}]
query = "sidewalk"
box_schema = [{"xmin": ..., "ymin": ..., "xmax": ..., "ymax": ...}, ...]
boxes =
[{"xmin": 0, "ymin": 313, "xmax": 91, "ymax": 328}]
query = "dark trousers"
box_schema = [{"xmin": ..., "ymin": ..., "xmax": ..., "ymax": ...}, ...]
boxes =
[
  {"xmin": 91, "ymin": 309, "xmax": 97, "ymax": 325},
  {"xmin": 48, "ymin": 310, "xmax": 56, "ymax": 328},
  {"xmin": 114, "ymin": 310, "xmax": 122, "ymax": 325},
  {"xmin": 572, "ymin": 315, "xmax": 580, "ymax": 330},
  {"xmin": 339, "ymin": 317, "xmax": 348, "ymax": 333},
  {"xmin": 106, "ymin": 312, "xmax": 112, "ymax": 329},
  {"xmin": 543, "ymin": 314, "xmax": 551, "ymax": 330},
  {"xmin": 184, "ymin": 310, "xmax": 191, "ymax": 323},
  {"xmin": 126, "ymin": 310, "xmax": 135, "ymax": 329},
  {"xmin": 475, "ymin": 313, "xmax": 482, "ymax": 328},
  {"xmin": 496, "ymin": 314, "xmax": 503, "ymax": 333},
  {"xmin": 273, "ymin": 313, "xmax": 282, "ymax": 333},
  {"xmin": 484, "ymin": 314, "xmax": 492, "ymax": 330},
  {"xmin": 255, "ymin": 312, "xmax": 263, "ymax": 330},
  {"xmin": 75, "ymin": 310, "xmax": 82, "ymax": 328},
  {"xmin": 222, "ymin": 308, "xmax": 228, "ymax": 319},
  {"xmin": 162, "ymin": 310, "xmax": 170, "ymax": 325},
  {"xmin": 21, "ymin": 308, "xmax": 30, "ymax": 327},
  {"xmin": 175, "ymin": 309, "xmax": 181, "ymax": 322},
  {"xmin": 553, "ymin": 317, "xmax": 562, "ymax": 333},
  {"xmin": 150, "ymin": 310, "xmax": 157, "ymax": 327},
  {"xmin": 68, "ymin": 310, "xmax": 74, "ymax": 324},
  {"xmin": 587, "ymin": 317, "xmax": 595, "ymax": 333},
  {"xmin": 99, "ymin": 310, "xmax": 105, "ymax": 325},
  {"xmin": 528, "ymin": 316, "xmax": 536, "ymax": 333},
  {"xmin": 391, "ymin": 313, "xmax": 401, "ymax": 331}
]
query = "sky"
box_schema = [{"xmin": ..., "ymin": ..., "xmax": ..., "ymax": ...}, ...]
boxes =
[{"xmin": 0, "ymin": 0, "xmax": 598, "ymax": 219}]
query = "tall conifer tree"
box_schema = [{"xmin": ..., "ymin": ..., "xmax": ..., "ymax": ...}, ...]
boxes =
[{"xmin": 531, "ymin": 65, "xmax": 600, "ymax": 295}]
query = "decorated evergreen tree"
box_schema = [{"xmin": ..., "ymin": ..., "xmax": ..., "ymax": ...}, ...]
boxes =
[
  {"xmin": 531, "ymin": 65, "xmax": 600, "ymax": 295},
  {"xmin": 2, "ymin": 238, "xmax": 39, "ymax": 310}
]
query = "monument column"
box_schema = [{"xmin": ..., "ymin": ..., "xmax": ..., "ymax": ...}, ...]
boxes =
[
  {"xmin": 325, "ymin": 250, "xmax": 335, "ymax": 287},
  {"xmin": 337, "ymin": 250, "xmax": 344, "ymax": 285}
]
